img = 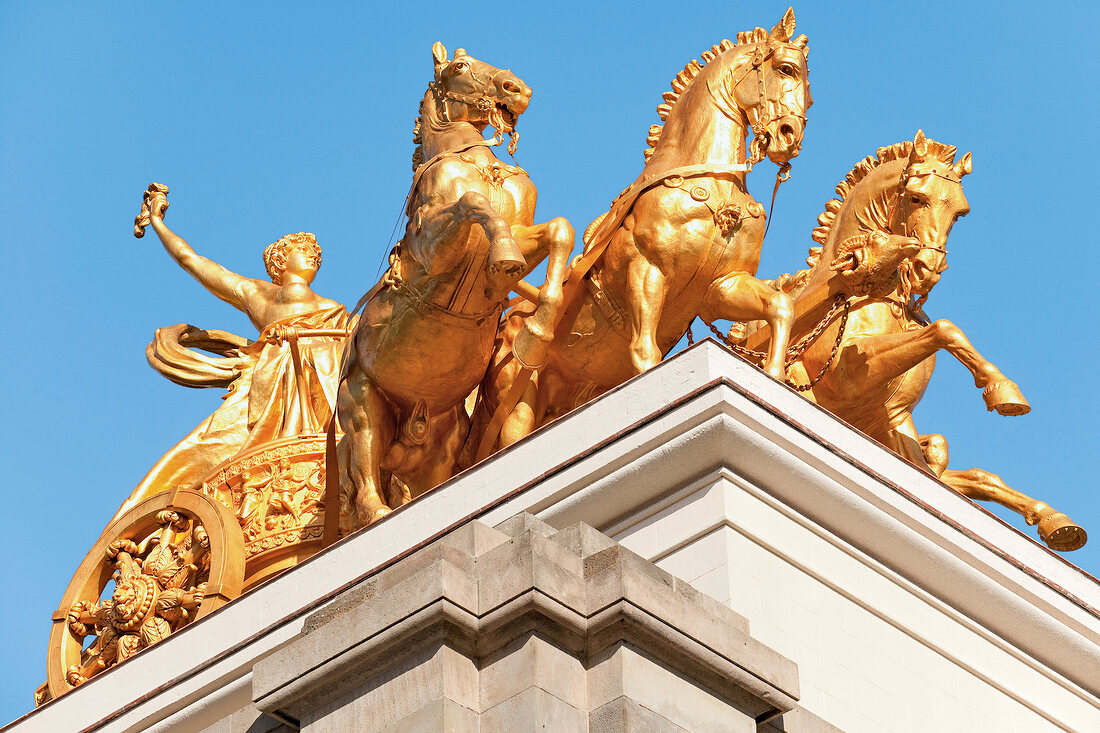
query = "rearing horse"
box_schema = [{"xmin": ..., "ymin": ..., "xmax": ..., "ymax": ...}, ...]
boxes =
[
  {"xmin": 766, "ymin": 131, "xmax": 1085, "ymax": 551},
  {"xmin": 472, "ymin": 9, "xmax": 811, "ymax": 457},
  {"xmin": 337, "ymin": 43, "xmax": 573, "ymax": 527}
]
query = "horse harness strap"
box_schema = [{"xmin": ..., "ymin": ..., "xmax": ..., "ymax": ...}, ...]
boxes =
[
  {"xmin": 444, "ymin": 155, "xmax": 526, "ymax": 317},
  {"xmin": 323, "ymin": 137, "xmax": 511, "ymax": 546},
  {"xmin": 405, "ymin": 138, "xmax": 500, "ymax": 216},
  {"xmin": 565, "ymin": 162, "xmax": 758, "ymax": 327},
  {"xmin": 430, "ymin": 68, "xmax": 513, "ymax": 121},
  {"xmin": 477, "ymin": 162, "xmax": 762, "ymax": 459},
  {"xmin": 575, "ymin": 161, "xmax": 755, "ymax": 283},
  {"xmin": 762, "ymin": 162, "xmax": 792, "ymax": 241}
]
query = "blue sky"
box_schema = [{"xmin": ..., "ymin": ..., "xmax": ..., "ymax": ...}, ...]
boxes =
[{"xmin": 2, "ymin": 1, "xmax": 1098, "ymax": 723}]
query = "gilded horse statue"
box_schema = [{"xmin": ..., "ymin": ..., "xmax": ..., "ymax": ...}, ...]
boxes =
[
  {"xmin": 337, "ymin": 43, "xmax": 573, "ymax": 527},
  {"xmin": 751, "ymin": 131, "xmax": 1085, "ymax": 551},
  {"xmin": 471, "ymin": 9, "xmax": 811, "ymax": 457}
]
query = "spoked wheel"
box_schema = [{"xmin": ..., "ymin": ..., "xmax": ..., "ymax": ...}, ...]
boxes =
[{"xmin": 42, "ymin": 490, "xmax": 244, "ymax": 703}]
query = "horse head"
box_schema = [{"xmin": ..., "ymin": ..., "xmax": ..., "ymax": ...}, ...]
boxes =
[
  {"xmin": 641, "ymin": 7, "xmax": 810, "ymax": 170},
  {"xmin": 428, "ymin": 42, "xmax": 530, "ymax": 139},
  {"xmin": 781, "ymin": 132, "xmax": 969, "ymax": 303},
  {"xmin": 735, "ymin": 7, "xmax": 812, "ymax": 164},
  {"xmin": 894, "ymin": 130, "xmax": 971, "ymax": 298}
]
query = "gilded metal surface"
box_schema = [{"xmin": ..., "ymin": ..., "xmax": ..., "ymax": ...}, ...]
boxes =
[
  {"xmin": 473, "ymin": 9, "xmax": 811, "ymax": 456},
  {"xmin": 750, "ymin": 131, "xmax": 1085, "ymax": 551},
  {"xmin": 42, "ymin": 188, "xmax": 355, "ymax": 703},
  {"xmin": 44, "ymin": 491, "xmax": 244, "ymax": 701},
  {"xmin": 201, "ymin": 435, "xmax": 329, "ymax": 589},
  {"xmin": 117, "ymin": 186, "xmax": 350, "ymax": 521},
  {"xmin": 44, "ymin": 13, "xmax": 1089, "ymax": 707},
  {"xmin": 337, "ymin": 43, "xmax": 573, "ymax": 528}
]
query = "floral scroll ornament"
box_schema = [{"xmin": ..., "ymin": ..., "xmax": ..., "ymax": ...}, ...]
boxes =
[{"xmin": 63, "ymin": 511, "xmax": 211, "ymax": 686}]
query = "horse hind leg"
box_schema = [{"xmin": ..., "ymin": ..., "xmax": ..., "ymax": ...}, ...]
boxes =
[
  {"xmin": 930, "ymin": 445, "xmax": 1087, "ymax": 552},
  {"xmin": 918, "ymin": 432, "xmax": 1086, "ymax": 551}
]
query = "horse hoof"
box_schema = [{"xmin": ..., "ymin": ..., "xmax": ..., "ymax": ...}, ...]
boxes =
[
  {"xmin": 513, "ymin": 325, "xmax": 551, "ymax": 369},
  {"xmin": 488, "ymin": 239, "xmax": 525, "ymax": 276},
  {"xmin": 764, "ymin": 364, "xmax": 786, "ymax": 381},
  {"xmin": 983, "ymin": 380, "xmax": 1030, "ymax": 416},
  {"xmin": 1036, "ymin": 506, "xmax": 1087, "ymax": 552},
  {"xmin": 366, "ymin": 505, "xmax": 392, "ymax": 525}
]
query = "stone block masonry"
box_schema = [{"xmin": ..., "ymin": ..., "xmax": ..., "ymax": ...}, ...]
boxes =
[{"xmin": 251, "ymin": 513, "xmax": 802, "ymax": 732}]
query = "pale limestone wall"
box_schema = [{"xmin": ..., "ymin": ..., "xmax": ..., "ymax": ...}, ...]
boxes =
[
  {"xmin": 612, "ymin": 472, "xmax": 1098, "ymax": 732},
  {"xmin": 247, "ymin": 514, "xmax": 800, "ymax": 732}
]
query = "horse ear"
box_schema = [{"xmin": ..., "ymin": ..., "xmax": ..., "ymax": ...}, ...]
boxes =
[
  {"xmin": 912, "ymin": 129, "xmax": 928, "ymax": 159},
  {"xmin": 770, "ymin": 7, "xmax": 796, "ymax": 43},
  {"xmin": 432, "ymin": 42, "xmax": 448, "ymax": 71},
  {"xmin": 953, "ymin": 152, "xmax": 973, "ymax": 178}
]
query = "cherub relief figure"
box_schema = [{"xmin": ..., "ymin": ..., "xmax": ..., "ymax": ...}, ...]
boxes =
[{"xmin": 114, "ymin": 184, "xmax": 351, "ymax": 520}]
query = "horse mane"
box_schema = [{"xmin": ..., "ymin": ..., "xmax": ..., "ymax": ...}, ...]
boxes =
[
  {"xmin": 643, "ymin": 38, "xmax": 734, "ymax": 162},
  {"xmin": 800, "ymin": 137, "xmax": 958, "ymax": 272},
  {"xmin": 642, "ymin": 34, "xmax": 752, "ymax": 161},
  {"xmin": 412, "ymin": 92, "xmax": 427, "ymax": 171}
]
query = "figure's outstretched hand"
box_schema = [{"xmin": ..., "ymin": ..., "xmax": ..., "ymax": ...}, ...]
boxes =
[{"xmin": 134, "ymin": 182, "xmax": 170, "ymax": 238}]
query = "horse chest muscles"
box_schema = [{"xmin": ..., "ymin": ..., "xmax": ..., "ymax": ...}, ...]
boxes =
[{"xmin": 456, "ymin": 154, "xmax": 532, "ymax": 220}]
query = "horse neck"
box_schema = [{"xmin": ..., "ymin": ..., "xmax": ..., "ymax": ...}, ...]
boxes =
[
  {"xmin": 644, "ymin": 57, "xmax": 750, "ymax": 173},
  {"xmin": 418, "ymin": 90, "xmax": 492, "ymax": 162}
]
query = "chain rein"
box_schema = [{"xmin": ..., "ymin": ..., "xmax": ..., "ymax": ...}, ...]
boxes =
[{"xmin": 704, "ymin": 294, "xmax": 851, "ymax": 392}]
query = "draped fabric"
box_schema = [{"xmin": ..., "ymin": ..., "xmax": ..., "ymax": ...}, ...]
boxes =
[{"xmin": 112, "ymin": 306, "xmax": 349, "ymax": 521}]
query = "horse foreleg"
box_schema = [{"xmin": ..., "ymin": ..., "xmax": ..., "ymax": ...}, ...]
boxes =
[
  {"xmin": 701, "ymin": 273, "xmax": 792, "ymax": 380},
  {"xmin": 834, "ymin": 319, "xmax": 1027, "ymax": 414},
  {"xmin": 625, "ymin": 258, "xmax": 667, "ymax": 374},
  {"xmin": 831, "ymin": 321, "xmax": 948, "ymax": 402},
  {"xmin": 931, "ymin": 320, "xmax": 1029, "ymax": 415},
  {"xmin": 453, "ymin": 191, "xmax": 523, "ymax": 275},
  {"xmin": 918, "ymin": 433, "xmax": 950, "ymax": 476},
  {"xmin": 462, "ymin": 315, "xmax": 539, "ymax": 462},
  {"xmin": 412, "ymin": 191, "xmax": 522, "ymax": 276},
  {"xmin": 337, "ymin": 367, "xmax": 397, "ymax": 527},
  {"xmin": 508, "ymin": 217, "xmax": 574, "ymax": 368},
  {"xmin": 912, "ymin": 431, "xmax": 1086, "ymax": 551}
]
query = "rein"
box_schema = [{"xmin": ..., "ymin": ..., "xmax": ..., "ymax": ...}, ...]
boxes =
[
  {"xmin": 761, "ymin": 162, "xmax": 791, "ymax": 241},
  {"xmin": 323, "ymin": 134, "xmax": 514, "ymax": 545}
]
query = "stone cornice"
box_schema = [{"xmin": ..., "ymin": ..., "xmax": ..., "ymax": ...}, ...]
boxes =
[{"xmin": 12, "ymin": 340, "xmax": 1099, "ymax": 732}]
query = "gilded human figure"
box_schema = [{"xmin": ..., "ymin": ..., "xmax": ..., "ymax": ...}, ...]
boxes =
[{"xmin": 115, "ymin": 185, "xmax": 350, "ymax": 520}]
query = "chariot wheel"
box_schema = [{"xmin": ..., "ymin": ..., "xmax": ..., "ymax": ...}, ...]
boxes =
[{"xmin": 42, "ymin": 490, "xmax": 244, "ymax": 703}]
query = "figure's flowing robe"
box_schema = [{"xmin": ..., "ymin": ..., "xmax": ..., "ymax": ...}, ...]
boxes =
[{"xmin": 112, "ymin": 306, "xmax": 348, "ymax": 520}]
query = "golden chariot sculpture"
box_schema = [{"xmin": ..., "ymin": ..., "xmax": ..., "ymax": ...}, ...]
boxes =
[{"xmin": 38, "ymin": 7, "xmax": 1086, "ymax": 706}]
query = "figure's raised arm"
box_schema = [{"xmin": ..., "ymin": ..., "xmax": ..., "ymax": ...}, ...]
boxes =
[{"xmin": 134, "ymin": 183, "xmax": 262, "ymax": 314}]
